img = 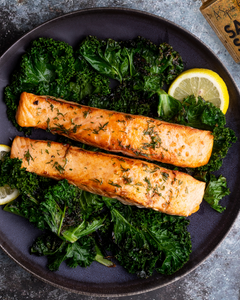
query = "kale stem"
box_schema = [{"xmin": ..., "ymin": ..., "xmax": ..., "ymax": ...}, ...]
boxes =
[
  {"xmin": 94, "ymin": 244, "xmax": 115, "ymax": 267},
  {"xmin": 112, "ymin": 66, "xmax": 122, "ymax": 83},
  {"xmin": 25, "ymin": 193, "xmax": 39, "ymax": 205},
  {"xmin": 58, "ymin": 204, "xmax": 66, "ymax": 236}
]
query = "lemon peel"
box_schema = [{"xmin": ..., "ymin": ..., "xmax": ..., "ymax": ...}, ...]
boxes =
[{"xmin": 0, "ymin": 144, "xmax": 20, "ymax": 205}]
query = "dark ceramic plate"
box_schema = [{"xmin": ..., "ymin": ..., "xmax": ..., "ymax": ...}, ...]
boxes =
[{"xmin": 0, "ymin": 8, "xmax": 240, "ymax": 297}]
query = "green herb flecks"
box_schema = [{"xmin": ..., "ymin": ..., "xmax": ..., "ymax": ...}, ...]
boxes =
[
  {"xmin": 52, "ymin": 159, "xmax": 67, "ymax": 174},
  {"xmin": 120, "ymin": 165, "xmax": 130, "ymax": 172},
  {"xmin": 90, "ymin": 178, "xmax": 103, "ymax": 185},
  {"xmin": 142, "ymin": 121, "xmax": 162, "ymax": 151},
  {"xmin": 108, "ymin": 180, "xmax": 121, "ymax": 188},
  {"xmin": 144, "ymin": 177, "xmax": 152, "ymax": 192},
  {"xmin": 83, "ymin": 109, "xmax": 91, "ymax": 118},
  {"xmin": 24, "ymin": 149, "xmax": 34, "ymax": 165},
  {"xmin": 93, "ymin": 122, "xmax": 109, "ymax": 134}
]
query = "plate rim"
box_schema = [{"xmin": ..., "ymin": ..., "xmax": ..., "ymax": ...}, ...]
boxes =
[{"xmin": 0, "ymin": 6, "xmax": 239, "ymax": 297}]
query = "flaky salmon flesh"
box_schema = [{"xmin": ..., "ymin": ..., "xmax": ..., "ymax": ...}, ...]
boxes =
[
  {"xmin": 11, "ymin": 136, "xmax": 206, "ymax": 217},
  {"xmin": 16, "ymin": 92, "xmax": 214, "ymax": 168}
]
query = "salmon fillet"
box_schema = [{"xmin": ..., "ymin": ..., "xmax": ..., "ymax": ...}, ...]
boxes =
[
  {"xmin": 11, "ymin": 136, "xmax": 206, "ymax": 217},
  {"xmin": 15, "ymin": 92, "xmax": 214, "ymax": 168}
]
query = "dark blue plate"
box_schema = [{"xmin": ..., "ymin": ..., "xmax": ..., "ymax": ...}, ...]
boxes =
[{"xmin": 0, "ymin": 7, "xmax": 240, "ymax": 297}]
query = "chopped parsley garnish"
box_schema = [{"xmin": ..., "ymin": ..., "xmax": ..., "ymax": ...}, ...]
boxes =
[
  {"xmin": 24, "ymin": 149, "xmax": 34, "ymax": 165},
  {"xmin": 108, "ymin": 180, "xmax": 121, "ymax": 188},
  {"xmin": 92, "ymin": 122, "xmax": 109, "ymax": 134}
]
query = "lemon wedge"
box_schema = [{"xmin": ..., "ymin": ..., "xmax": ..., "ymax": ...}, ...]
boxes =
[
  {"xmin": 168, "ymin": 68, "xmax": 229, "ymax": 114},
  {"xmin": 0, "ymin": 144, "xmax": 20, "ymax": 205},
  {"xmin": 0, "ymin": 144, "xmax": 11, "ymax": 160}
]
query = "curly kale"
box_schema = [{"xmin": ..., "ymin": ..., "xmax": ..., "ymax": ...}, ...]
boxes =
[
  {"xmin": 203, "ymin": 174, "xmax": 230, "ymax": 213},
  {"xmin": 86, "ymin": 80, "xmax": 156, "ymax": 117},
  {"xmin": 78, "ymin": 35, "xmax": 183, "ymax": 91},
  {"xmin": 78, "ymin": 36, "xmax": 138, "ymax": 83},
  {"xmin": 133, "ymin": 36, "xmax": 184, "ymax": 88},
  {"xmin": 30, "ymin": 232, "xmax": 97, "ymax": 271},
  {"xmin": 102, "ymin": 197, "xmax": 191, "ymax": 278},
  {"xmin": 79, "ymin": 36, "xmax": 184, "ymax": 118}
]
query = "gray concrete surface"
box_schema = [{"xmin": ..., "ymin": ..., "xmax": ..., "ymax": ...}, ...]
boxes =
[{"xmin": 0, "ymin": 1, "xmax": 240, "ymax": 299}]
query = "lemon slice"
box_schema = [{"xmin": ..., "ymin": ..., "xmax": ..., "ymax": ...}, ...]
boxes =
[
  {"xmin": 168, "ymin": 68, "xmax": 229, "ymax": 114},
  {"xmin": 0, "ymin": 144, "xmax": 11, "ymax": 160},
  {"xmin": 0, "ymin": 144, "xmax": 20, "ymax": 205},
  {"xmin": 0, "ymin": 184, "xmax": 20, "ymax": 205}
]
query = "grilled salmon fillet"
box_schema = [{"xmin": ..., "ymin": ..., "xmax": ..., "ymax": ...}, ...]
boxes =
[
  {"xmin": 16, "ymin": 92, "xmax": 214, "ymax": 168},
  {"xmin": 11, "ymin": 136, "xmax": 206, "ymax": 217}
]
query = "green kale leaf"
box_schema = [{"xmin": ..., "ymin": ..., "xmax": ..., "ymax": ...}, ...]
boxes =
[
  {"xmin": 132, "ymin": 37, "xmax": 184, "ymax": 95},
  {"xmin": 87, "ymin": 80, "xmax": 155, "ymax": 116},
  {"xmin": 103, "ymin": 197, "xmax": 191, "ymax": 278},
  {"xmin": 78, "ymin": 36, "xmax": 131, "ymax": 83},
  {"xmin": 203, "ymin": 175, "xmax": 230, "ymax": 213},
  {"xmin": 40, "ymin": 180, "xmax": 107, "ymax": 242},
  {"xmin": 31, "ymin": 233, "xmax": 97, "ymax": 271},
  {"xmin": 175, "ymin": 96, "xmax": 226, "ymax": 130},
  {"xmin": 157, "ymin": 89, "xmax": 182, "ymax": 120}
]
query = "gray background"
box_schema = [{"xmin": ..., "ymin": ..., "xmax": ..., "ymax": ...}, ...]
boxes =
[{"xmin": 0, "ymin": 1, "xmax": 240, "ymax": 299}]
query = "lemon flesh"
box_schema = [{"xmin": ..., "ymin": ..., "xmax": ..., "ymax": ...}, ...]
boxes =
[
  {"xmin": 168, "ymin": 68, "xmax": 229, "ymax": 114},
  {"xmin": 0, "ymin": 185, "xmax": 20, "ymax": 205},
  {"xmin": 0, "ymin": 144, "xmax": 20, "ymax": 205}
]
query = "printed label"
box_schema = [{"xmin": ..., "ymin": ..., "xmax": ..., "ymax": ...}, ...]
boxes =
[{"xmin": 201, "ymin": 0, "xmax": 240, "ymax": 62}]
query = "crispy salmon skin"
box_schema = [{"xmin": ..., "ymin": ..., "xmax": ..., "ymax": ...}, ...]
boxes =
[
  {"xmin": 11, "ymin": 136, "xmax": 206, "ymax": 217},
  {"xmin": 16, "ymin": 92, "xmax": 214, "ymax": 168}
]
